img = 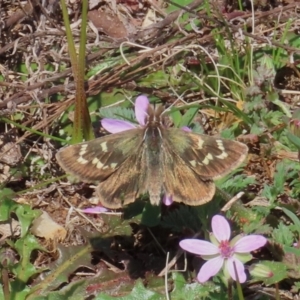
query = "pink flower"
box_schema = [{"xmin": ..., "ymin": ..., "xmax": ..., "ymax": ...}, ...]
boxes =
[
  {"xmin": 179, "ymin": 215, "xmax": 267, "ymax": 283},
  {"xmin": 81, "ymin": 206, "xmax": 109, "ymax": 214},
  {"xmin": 101, "ymin": 95, "xmax": 173, "ymax": 206},
  {"xmin": 81, "ymin": 206, "xmax": 123, "ymax": 216},
  {"xmin": 101, "ymin": 95, "xmax": 149, "ymax": 133}
]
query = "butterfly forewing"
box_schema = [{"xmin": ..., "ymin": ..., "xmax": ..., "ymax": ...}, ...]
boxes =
[
  {"xmin": 56, "ymin": 129, "xmax": 144, "ymax": 183},
  {"xmin": 166, "ymin": 128, "xmax": 248, "ymax": 179}
]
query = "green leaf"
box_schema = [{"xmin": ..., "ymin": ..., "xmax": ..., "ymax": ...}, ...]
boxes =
[
  {"xmin": 218, "ymin": 98, "xmax": 252, "ymax": 125},
  {"xmin": 30, "ymin": 244, "xmax": 93, "ymax": 294},
  {"xmin": 165, "ymin": 0, "xmax": 195, "ymax": 13},
  {"xmin": 170, "ymin": 109, "xmax": 183, "ymax": 128},
  {"xmin": 286, "ymin": 132, "xmax": 300, "ymax": 150},
  {"xmin": 272, "ymin": 222, "xmax": 294, "ymax": 246},
  {"xmin": 87, "ymin": 58, "xmax": 121, "ymax": 78},
  {"xmin": 99, "ymin": 106, "xmax": 135, "ymax": 123},
  {"xmin": 283, "ymin": 246, "xmax": 300, "ymax": 256},
  {"xmin": 292, "ymin": 281, "xmax": 300, "ymax": 293},
  {"xmin": 15, "ymin": 205, "xmax": 41, "ymax": 237},
  {"xmin": 179, "ymin": 106, "xmax": 199, "ymax": 127},
  {"xmin": 216, "ymin": 174, "xmax": 255, "ymax": 195},
  {"xmin": 31, "ymin": 279, "xmax": 87, "ymax": 300},
  {"xmin": 170, "ymin": 272, "xmax": 221, "ymax": 299},
  {"xmin": 281, "ymin": 207, "xmax": 300, "ymax": 236},
  {"xmin": 9, "ymin": 234, "xmax": 45, "ymax": 299},
  {"xmin": 9, "ymin": 284, "xmax": 31, "ymax": 300},
  {"xmin": 95, "ymin": 279, "xmax": 164, "ymax": 300},
  {"xmin": 273, "ymin": 162, "xmax": 286, "ymax": 193},
  {"xmin": 282, "ymin": 245, "xmax": 300, "ymax": 279},
  {"xmin": 261, "ymin": 184, "xmax": 277, "ymax": 204},
  {"xmin": 0, "ymin": 190, "xmax": 16, "ymax": 221}
]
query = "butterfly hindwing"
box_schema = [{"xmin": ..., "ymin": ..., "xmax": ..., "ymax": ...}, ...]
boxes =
[
  {"xmin": 96, "ymin": 148, "xmax": 147, "ymax": 208},
  {"xmin": 162, "ymin": 145, "xmax": 216, "ymax": 205}
]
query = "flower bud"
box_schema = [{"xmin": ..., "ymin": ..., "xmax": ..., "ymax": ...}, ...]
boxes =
[
  {"xmin": 249, "ymin": 263, "xmax": 273, "ymax": 279},
  {"xmin": 0, "ymin": 248, "xmax": 16, "ymax": 267}
]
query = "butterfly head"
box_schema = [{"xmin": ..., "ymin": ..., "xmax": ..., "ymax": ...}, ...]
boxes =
[{"xmin": 143, "ymin": 104, "xmax": 167, "ymax": 141}]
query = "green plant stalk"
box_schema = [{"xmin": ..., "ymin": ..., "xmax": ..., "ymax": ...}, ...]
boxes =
[
  {"xmin": 273, "ymin": 20, "xmax": 292, "ymax": 68},
  {"xmin": 235, "ymin": 278, "xmax": 244, "ymax": 300},
  {"xmin": 1, "ymin": 267, "xmax": 10, "ymax": 300},
  {"xmin": 233, "ymin": 262, "xmax": 245, "ymax": 300},
  {"xmin": 60, "ymin": 0, "xmax": 78, "ymax": 75},
  {"xmin": 0, "ymin": 117, "xmax": 66, "ymax": 143},
  {"xmin": 213, "ymin": 27, "xmax": 246, "ymax": 103},
  {"xmin": 60, "ymin": 0, "xmax": 94, "ymax": 144},
  {"xmin": 231, "ymin": 201, "xmax": 259, "ymax": 223},
  {"xmin": 275, "ymin": 282, "xmax": 280, "ymax": 300},
  {"xmin": 217, "ymin": 99, "xmax": 252, "ymax": 125},
  {"xmin": 217, "ymin": 188, "xmax": 259, "ymax": 223},
  {"xmin": 15, "ymin": 175, "xmax": 67, "ymax": 195},
  {"xmin": 73, "ymin": 0, "xmax": 94, "ymax": 143}
]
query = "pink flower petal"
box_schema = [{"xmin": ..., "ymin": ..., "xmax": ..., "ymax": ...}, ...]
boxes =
[
  {"xmin": 135, "ymin": 95, "xmax": 149, "ymax": 126},
  {"xmin": 212, "ymin": 215, "xmax": 231, "ymax": 242},
  {"xmin": 234, "ymin": 235, "xmax": 267, "ymax": 253},
  {"xmin": 179, "ymin": 239, "xmax": 219, "ymax": 256},
  {"xmin": 226, "ymin": 257, "xmax": 246, "ymax": 283},
  {"xmin": 197, "ymin": 256, "xmax": 224, "ymax": 283},
  {"xmin": 101, "ymin": 118, "xmax": 136, "ymax": 133},
  {"xmin": 163, "ymin": 195, "xmax": 173, "ymax": 206},
  {"xmin": 181, "ymin": 126, "xmax": 192, "ymax": 132},
  {"xmin": 82, "ymin": 206, "xmax": 109, "ymax": 214}
]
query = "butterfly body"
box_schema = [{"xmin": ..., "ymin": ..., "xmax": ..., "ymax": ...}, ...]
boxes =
[
  {"xmin": 56, "ymin": 103, "xmax": 248, "ymax": 208},
  {"xmin": 143, "ymin": 129, "xmax": 164, "ymax": 205}
]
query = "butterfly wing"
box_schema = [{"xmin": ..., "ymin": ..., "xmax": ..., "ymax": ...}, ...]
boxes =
[
  {"xmin": 56, "ymin": 129, "xmax": 148, "ymax": 208},
  {"xmin": 166, "ymin": 128, "xmax": 248, "ymax": 179},
  {"xmin": 96, "ymin": 148, "xmax": 148, "ymax": 208},
  {"xmin": 162, "ymin": 147, "xmax": 216, "ymax": 205},
  {"xmin": 162, "ymin": 128, "xmax": 248, "ymax": 205},
  {"xmin": 56, "ymin": 129, "xmax": 144, "ymax": 182},
  {"xmin": 56, "ymin": 124, "xmax": 248, "ymax": 208}
]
